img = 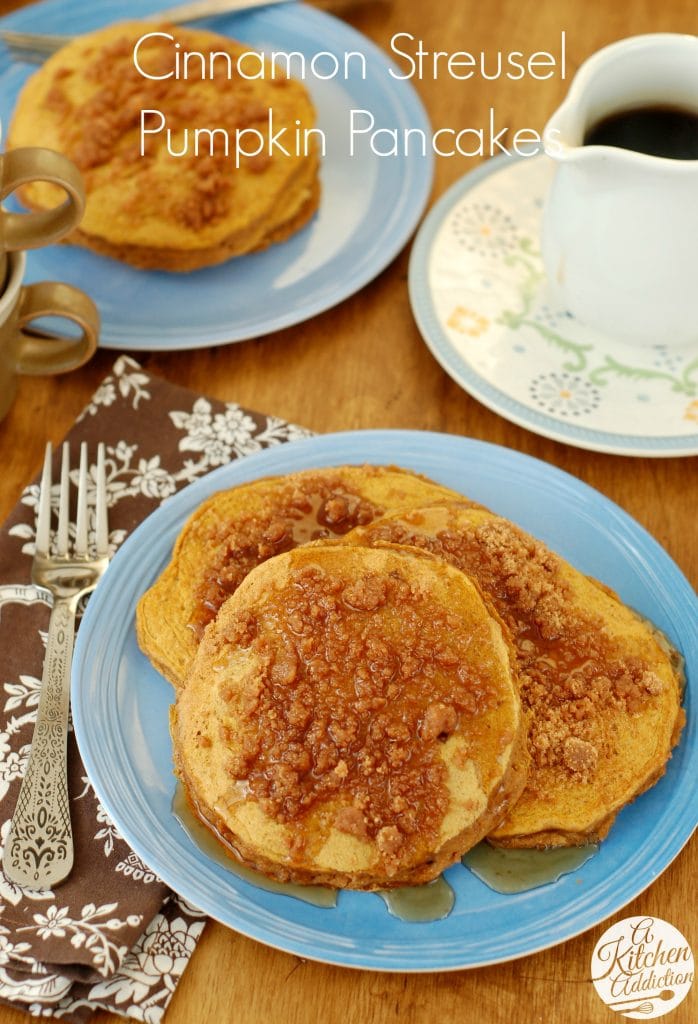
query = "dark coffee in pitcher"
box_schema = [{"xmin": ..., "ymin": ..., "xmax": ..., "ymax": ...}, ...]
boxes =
[{"xmin": 583, "ymin": 104, "xmax": 698, "ymax": 159}]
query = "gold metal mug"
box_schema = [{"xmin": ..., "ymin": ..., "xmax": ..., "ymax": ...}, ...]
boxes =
[
  {"xmin": 1, "ymin": 146, "xmax": 85, "ymax": 287},
  {"xmin": 0, "ymin": 251, "xmax": 99, "ymax": 422}
]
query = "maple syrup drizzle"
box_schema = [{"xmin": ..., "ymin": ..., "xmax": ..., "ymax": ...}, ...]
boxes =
[
  {"xmin": 462, "ymin": 842, "xmax": 598, "ymax": 893},
  {"xmin": 379, "ymin": 877, "xmax": 455, "ymax": 922},
  {"xmin": 173, "ymin": 785, "xmax": 598, "ymax": 916},
  {"xmin": 172, "ymin": 783, "xmax": 336, "ymax": 908}
]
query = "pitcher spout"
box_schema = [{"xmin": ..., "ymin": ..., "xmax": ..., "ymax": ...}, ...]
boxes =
[
  {"xmin": 543, "ymin": 33, "xmax": 698, "ymax": 165},
  {"xmin": 543, "ymin": 99, "xmax": 585, "ymax": 160}
]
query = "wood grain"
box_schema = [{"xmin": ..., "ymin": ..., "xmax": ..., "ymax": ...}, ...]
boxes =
[{"xmin": 0, "ymin": 0, "xmax": 695, "ymax": 1022}]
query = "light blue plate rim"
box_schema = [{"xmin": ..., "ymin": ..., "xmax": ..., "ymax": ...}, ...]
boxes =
[
  {"xmin": 0, "ymin": 0, "xmax": 433, "ymax": 350},
  {"xmin": 72, "ymin": 431, "xmax": 697, "ymax": 972},
  {"xmin": 408, "ymin": 154, "xmax": 698, "ymax": 457}
]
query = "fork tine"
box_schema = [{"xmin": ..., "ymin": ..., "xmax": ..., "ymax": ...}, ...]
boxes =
[
  {"xmin": 95, "ymin": 443, "xmax": 109, "ymax": 558},
  {"xmin": 0, "ymin": 29, "xmax": 69, "ymax": 54},
  {"xmin": 4, "ymin": 43, "xmax": 49, "ymax": 64},
  {"xmin": 35, "ymin": 443, "xmax": 52, "ymax": 557},
  {"xmin": 74, "ymin": 442, "xmax": 89, "ymax": 557},
  {"xmin": 56, "ymin": 443, "xmax": 70, "ymax": 557}
]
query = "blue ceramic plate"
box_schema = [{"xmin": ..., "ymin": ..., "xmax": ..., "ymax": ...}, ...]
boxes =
[
  {"xmin": 71, "ymin": 431, "xmax": 697, "ymax": 971},
  {"xmin": 0, "ymin": 1, "xmax": 433, "ymax": 350}
]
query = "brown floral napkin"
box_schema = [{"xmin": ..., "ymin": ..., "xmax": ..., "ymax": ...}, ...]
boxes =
[{"xmin": 0, "ymin": 356, "xmax": 310, "ymax": 1022}]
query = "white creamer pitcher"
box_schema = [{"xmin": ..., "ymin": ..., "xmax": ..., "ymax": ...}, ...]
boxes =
[{"xmin": 541, "ymin": 33, "xmax": 698, "ymax": 348}]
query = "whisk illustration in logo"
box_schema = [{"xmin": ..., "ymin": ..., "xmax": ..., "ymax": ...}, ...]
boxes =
[{"xmin": 591, "ymin": 917, "xmax": 694, "ymax": 1019}]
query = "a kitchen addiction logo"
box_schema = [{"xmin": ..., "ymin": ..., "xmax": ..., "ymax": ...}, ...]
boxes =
[{"xmin": 591, "ymin": 917, "xmax": 694, "ymax": 1019}]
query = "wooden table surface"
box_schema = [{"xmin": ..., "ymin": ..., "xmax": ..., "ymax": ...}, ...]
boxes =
[{"xmin": 0, "ymin": 0, "xmax": 695, "ymax": 1022}]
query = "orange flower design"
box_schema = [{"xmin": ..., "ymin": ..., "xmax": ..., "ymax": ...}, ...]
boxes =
[
  {"xmin": 446, "ymin": 305, "xmax": 489, "ymax": 338},
  {"xmin": 684, "ymin": 400, "xmax": 698, "ymax": 423}
]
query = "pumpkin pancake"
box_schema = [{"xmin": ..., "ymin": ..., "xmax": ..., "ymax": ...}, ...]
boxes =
[
  {"xmin": 172, "ymin": 543, "xmax": 527, "ymax": 889},
  {"xmin": 136, "ymin": 465, "xmax": 469, "ymax": 688},
  {"xmin": 9, "ymin": 22, "xmax": 320, "ymax": 270},
  {"xmin": 344, "ymin": 504, "xmax": 684, "ymax": 848}
]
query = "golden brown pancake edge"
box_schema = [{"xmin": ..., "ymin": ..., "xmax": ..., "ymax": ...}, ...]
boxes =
[
  {"xmin": 136, "ymin": 465, "xmax": 471, "ymax": 688},
  {"xmin": 342, "ymin": 502, "xmax": 684, "ymax": 849},
  {"xmin": 8, "ymin": 21, "xmax": 321, "ymax": 270},
  {"xmin": 172, "ymin": 542, "xmax": 527, "ymax": 889}
]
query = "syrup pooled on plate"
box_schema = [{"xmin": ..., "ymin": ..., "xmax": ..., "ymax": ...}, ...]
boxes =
[
  {"xmin": 379, "ymin": 878, "xmax": 455, "ymax": 922},
  {"xmin": 174, "ymin": 782, "xmax": 598, "ymax": 914},
  {"xmin": 583, "ymin": 105, "xmax": 698, "ymax": 160},
  {"xmin": 174, "ymin": 783, "xmax": 455, "ymax": 920},
  {"xmin": 463, "ymin": 842, "xmax": 598, "ymax": 894},
  {"xmin": 172, "ymin": 783, "xmax": 336, "ymax": 908}
]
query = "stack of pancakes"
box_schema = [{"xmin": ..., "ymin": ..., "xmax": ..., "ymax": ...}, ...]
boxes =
[
  {"xmin": 9, "ymin": 22, "xmax": 320, "ymax": 270},
  {"xmin": 136, "ymin": 465, "xmax": 684, "ymax": 890}
]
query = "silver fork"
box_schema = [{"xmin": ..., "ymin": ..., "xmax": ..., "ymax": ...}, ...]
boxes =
[
  {"xmin": 0, "ymin": 0, "xmax": 378, "ymax": 63},
  {"xmin": 2, "ymin": 442, "xmax": 109, "ymax": 890},
  {"xmin": 0, "ymin": 0, "xmax": 293, "ymax": 62}
]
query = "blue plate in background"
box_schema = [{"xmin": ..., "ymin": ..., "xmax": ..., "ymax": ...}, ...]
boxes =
[
  {"xmin": 0, "ymin": 1, "xmax": 433, "ymax": 350},
  {"xmin": 72, "ymin": 431, "xmax": 697, "ymax": 971}
]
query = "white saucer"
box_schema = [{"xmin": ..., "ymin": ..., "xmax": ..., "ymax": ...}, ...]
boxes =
[{"xmin": 409, "ymin": 154, "xmax": 698, "ymax": 457}]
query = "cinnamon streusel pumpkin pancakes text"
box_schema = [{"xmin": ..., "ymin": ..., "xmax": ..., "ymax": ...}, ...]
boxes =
[
  {"xmin": 172, "ymin": 544, "xmax": 527, "ymax": 889},
  {"xmin": 9, "ymin": 21, "xmax": 320, "ymax": 270}
]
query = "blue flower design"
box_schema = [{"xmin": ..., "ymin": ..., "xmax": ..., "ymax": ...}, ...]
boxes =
[
  {"xmin": 450, "ymin": 202, "xmax": 520, "ymax": 257},
  {"xmin": 529, "ymin": 373, "xmax": 602, "ymax": 418}
]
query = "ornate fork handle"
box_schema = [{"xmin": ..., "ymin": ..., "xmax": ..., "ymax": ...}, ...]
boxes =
[{"xmin": 4, "ymin": 596, "xmax": 77, "ymax": 889}]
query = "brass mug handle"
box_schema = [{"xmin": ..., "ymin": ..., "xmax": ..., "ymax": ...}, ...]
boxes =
[
  {"xmin": 1, "ymin": 148, "xmax": 85, "ymax": 251},
  {"xmin": 11, "ymin": 281, "xmax": 99, "ymax": 375}
]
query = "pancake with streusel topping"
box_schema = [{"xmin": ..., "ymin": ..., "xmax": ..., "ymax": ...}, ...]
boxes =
[
  {"xmin": 9, "ymin": 22, "xmax": 319, "ymax": 270},
  {"xmin": 172, "ymin": 543, "xmax": 527, "ymax": 889},
  {"xmin": 344, "ymin": 504, "xmax": 684, "ymax": 848},
  {"xmin": 136, "ymin": 465, "xmax": 470, "ymax": 688}
]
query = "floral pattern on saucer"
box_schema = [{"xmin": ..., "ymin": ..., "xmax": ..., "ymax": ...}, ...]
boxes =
[{"xmin": 409, "ymin": 155, "xmax": 698, "ymax": 455}]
